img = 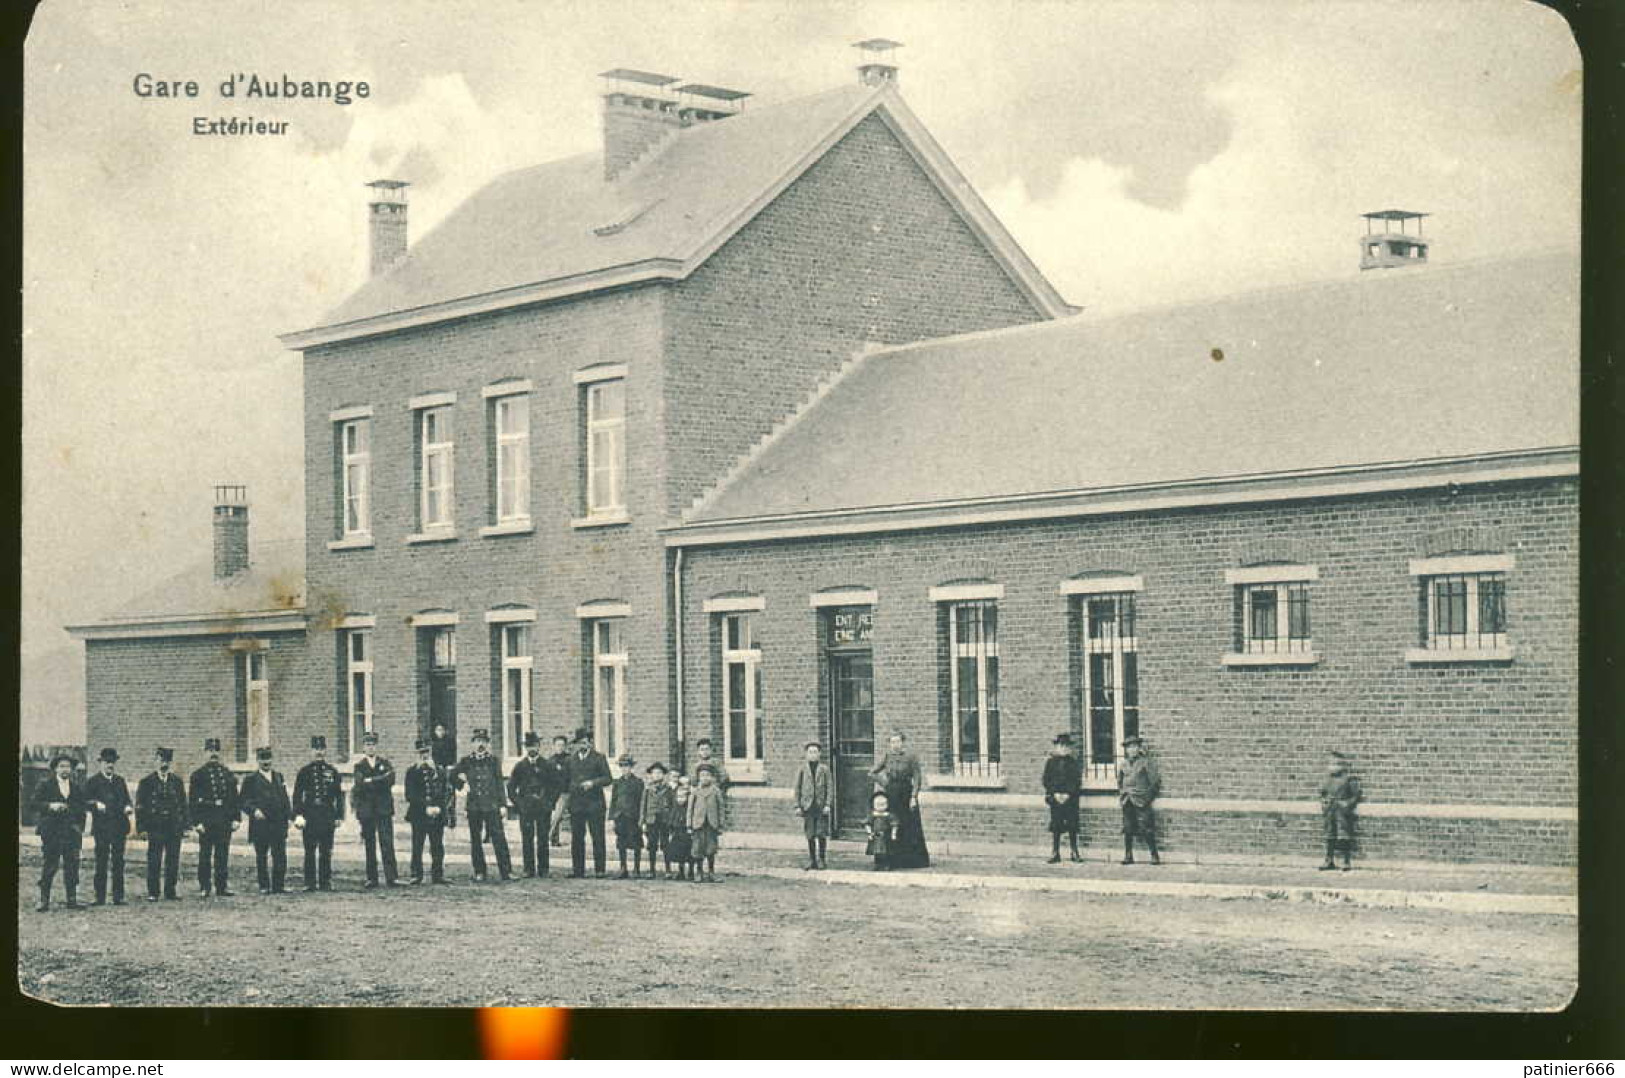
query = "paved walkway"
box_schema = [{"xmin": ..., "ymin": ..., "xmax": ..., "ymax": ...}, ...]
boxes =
[{"xmin": 17, "ymin": 826, "xmax": 1575, "ymax": 916}]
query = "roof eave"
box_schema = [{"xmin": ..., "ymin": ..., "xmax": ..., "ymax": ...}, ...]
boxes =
[{"xmin": 67, "ymin": 609, "xmax": 309, "ymax": 641}]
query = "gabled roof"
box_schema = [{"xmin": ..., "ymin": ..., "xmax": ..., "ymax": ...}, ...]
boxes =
[
  {"xmin": 282, "ymin": 83, "xmax": 1070, "ymax": 349},
  {"xmin": 674, "ymin": 250, "xmax": 1579, "ymax": 541},
  {"xmin": 67, "ymin": 540, "xmax": 306, "ymax": 640}
]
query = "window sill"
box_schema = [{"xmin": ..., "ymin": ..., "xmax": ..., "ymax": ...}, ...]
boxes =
[
  {"xmin": 479, "ymin": 521, "xmax": 534, "ymax": 538},
  {"xmin": 571, "ymin": 511, "xmax": 630, "ymax": 530},
  {"xmin": 930, "ymin": 772, "xmax": 1007, "ymax": 790},
  {"xmin": 326, "ymin": 535, "xmax": 374, "ymax": 551},
  {"xmin": 1405, "ymin": 646, "xmax": 1515, "ymax": 664},
  {"xmin": 1221, "ymin": 651, "xmax": 1321, "ymax": 667},
  {"xmin": 405, "ymin": 529, "xmax": 458, "ymax": 545},
  {"xmin": 724, "ymin": 762, "xmax": 766, "ymax": 784}
]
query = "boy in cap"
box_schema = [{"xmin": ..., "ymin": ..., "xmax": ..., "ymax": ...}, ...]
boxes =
[
  {"xmin": 31, "ymin": 753, "xmax": 87, "ymax": 911},
  {"xmin": 1117, "ymin": 733, "xmax": 1161, "ymax": 865},
  {"xmin": 1042, "ymin": 733, "xmax": 1084, "ymax": 864},
  {"xmin": 293, "ymin": 736, "xmax": 344, "ymax": 891},
  {"xmin": 564, "ymin": 727, "xmax": 613, "ymax": 878},
  {"xmin": 85, "ymin": 747, "xmax": 134, "ymax": 904},
  {"xmin": 687, "ymin": 763, "xmax": 726, "ymax": 883},
  {"xmin": 239, "ymin": 746, "xmax": 293, "ymax": 894},
  {"xmin": 608, "ymin": 753, "xmax": 645, "ymax": 879},
  {"xmin": 640, "ymin": 762, "xmax": 675, "ymax": 879},
  {"xmin": 453, "ymin": 728, "xmax": 514, "ymax": 882},
  {"xmin": 353, "ymin": 731, "xmax": 401, "ymax": 889},
  {"xmin": 507, "ymin": 731, "xmax": 562, "ymax": 878},
  {"xmin": 1319, "ymin": 750, "xmax": 1363, "ymax": 871},
  {"xmin": 405, "ymin": 736, "xmax": 452, "ymax": 884},
  {"xmin": 692, "ymin": 737, "xmax": 732, "ymax": 828},
  {"xmin": 135, "ymin": 746, "xmax": 186, "ymax": 901},
  {"xmin": 793, "ymin": 742, "xmax": 833, "ymax": 870},
  {"xmin": 188, "ymin": 737, "xmax": 240, "ymax": 896}
]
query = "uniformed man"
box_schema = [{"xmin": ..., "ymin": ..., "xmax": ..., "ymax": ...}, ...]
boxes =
[
  {"xmin": 293, "ymin": 735, "xmax": 345, "ymax": 891},
  {"xmin": 31, "ymin": 753, "xmax": 87, "ymax": 911},
  {"xmin": 85, "ymin": 746, "xmax": 135, "ymax": 905},
  {"xmin": 1117, "ymin": 733, "xmax": 1162, "ymax": 865},
  {"xmin": 188, "ymin": 737, "xmax": 240, "ymax": 896},
  {"xmin": 404, "ymin": 736, "xmax": 451, "ymax": 884},
  {"xmin": 452, "ymin": 728, "xmax": 514, "ymax": 882},
  {"xmin": 134, "ymin": 746, "xmax": 186, "ymax": 901},
  {"xmin": 1042, "ymin": 733, "xmax": 1084, "ymax": 864},
  {"xmin": 353, "ymin": 731, "xmax": 402, "ymax": 889},
  {"xmin": 239, "ymin": 746, "xmax": 293, "ymax": 894},
  {"xmin": 565, "ymin": 727, "xmax": 613, "ymax": 879},
  {"xmin": 429, "ymin": 720, "xmax": 458, "ymax": 827},
  {"xmin": 507, "ymin": 731, "xmax": 562, "ymax": 878}
]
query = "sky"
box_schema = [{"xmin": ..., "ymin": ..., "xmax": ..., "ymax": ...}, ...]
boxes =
[{"xmin": 20, "ymin": 0, "xmax": 1580, "ymax": 739}]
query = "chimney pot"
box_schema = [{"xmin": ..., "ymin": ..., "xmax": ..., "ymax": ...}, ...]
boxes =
[
  {"xmin": 365, "ymin": 179, "xmax": 410, "ymax": 276},
  {"xmin": 213, "ymin": 485, "xmax": 250, "ymax": 580}
]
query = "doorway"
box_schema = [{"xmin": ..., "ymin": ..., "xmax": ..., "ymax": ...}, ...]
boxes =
[{"xmin": 829, "ymin": 650, "xmax": 875, "ymax": 832}]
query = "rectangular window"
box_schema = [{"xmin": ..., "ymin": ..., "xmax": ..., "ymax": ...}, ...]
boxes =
[
  {"xmin": 345, "ymin": 629, "xmax": 373, "ymax": 757},
  {"xmin": 1080, "ymin": 593, "xmax": 1138, "ymax": 786},
  {"xmin": 339, "ymin": 419, "xmax": 371, "ymax": 537},
  {"xmin": 1424, "ymin": 573, "xmax": 1508, "ymax": 651},
  {"xmin": 492, "ymin": 395, "xmax": 530, "ymax": 525},
  {"xmin": 946, "ymin": 601, "xmax": 1000, "ymax": 777},
  {"xmin": 244, "ymin": 650, "xmax": 270, "ymax": 759},
  {"xmin": 1241, "ymin": 582, "xmax": 1313, "ymax": 654},
  {"xmin": 721, "ymin": 614, "xmax": 764, "ymax": 766},
  {"xmin": 499, "ymin": 623, "xmax": 533, "ymax": 758},
  {"xmin": 591, "ymin": 618, "xmax": 628, "ymax": 759},
  {"xmin": 585, "ymin": 379, "xmax": 626, "ymax": 515},
  {"xmin": 419, "ymin": 405, "xmax": 455, "ymax": 529}
]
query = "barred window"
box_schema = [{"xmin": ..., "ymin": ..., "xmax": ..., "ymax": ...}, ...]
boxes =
[
  {"xmin": 1241, "ymin": 582, "xmax": 1312, "ymax": 654},
  {"xmin": 1079, "ymin": 593, "xmax": 1138, "ymax": 785},
  {"xmin": 1424, "ymin": 573, "xmax": 1507, "ymax": 650},
  {"xmin": 946, "ymin": 600, "xmax": 1000, "ymax": 777}
]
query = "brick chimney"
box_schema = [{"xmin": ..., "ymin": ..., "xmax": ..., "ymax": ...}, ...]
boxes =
[
  {"xmin": 213, "ymin": 485, "xmax": 250, "ymax": 580},
  {"xmin": 365, "ymin": 179, "xmax": 410, "ymax": 276},
  {"xmin": 1360, "ymin": 209, "xmax": 1429, "ymax": 271},
  {"xmin": 600, "ymin": 69, "xmax": 683, "ymax": 182}
]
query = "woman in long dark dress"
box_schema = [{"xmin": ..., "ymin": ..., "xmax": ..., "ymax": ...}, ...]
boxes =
[{"xmin": 869, "ymin": 732, "xmax": 930, "ymax": 869}]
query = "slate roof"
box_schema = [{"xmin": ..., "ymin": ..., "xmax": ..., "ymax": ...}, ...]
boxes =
[
  {"xmin": 687, "ymin": 250, "xmax": 1580, "ymax": 524},
  {"xmin": 77, "ymin": 539, "xmax": 306, "ymax": 628}
]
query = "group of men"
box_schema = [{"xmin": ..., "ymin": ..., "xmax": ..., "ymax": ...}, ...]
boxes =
[{"xmin": 27, "ymin": 724, "xmax": 738, "ymax": 911}]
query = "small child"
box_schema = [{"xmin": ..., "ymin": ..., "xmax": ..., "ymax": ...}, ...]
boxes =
[
  {"xmin": 667, "ymin": 776, "xmax": 694, "ymax": 880},
  {"xmin": 608, "ymin": 753, "xmax": 645, "ymax": 879},
  {"xmin": 640, "ymin": 762, "xmax": 674, "ymax": 880},
  {"xmin": 1042, "ymin": 732, "xmax": 1084, "ymax": 863},
  {"xmin": 1318, "ymin": 750, "xmax": 1363, "ymax": 871},
  {"xmin": 687, "ymin": 764, "xmax": 726, "ymax": 883},
  {"xmin": 865, "ymin": 791, "xmax": 896, "ymax": 871}
]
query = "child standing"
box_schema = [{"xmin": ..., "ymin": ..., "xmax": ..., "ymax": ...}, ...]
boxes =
[
  {"xmin": 687, "ymin": 764, "xmax": 726, "ymax": 883},
  {"xmin": 1042, "ymin": 732, "xmax": 1084, "ymax": 863},
  {"xmin": 1319, "ymin": 750, "xmax": 1363, "ymax": 871},
  {"xmin": 609, "ymin": 753, "xmax": 645, "ymax": 879},
  {"xmin": 793, "ymin": 741, "xmax": 833, "ymax": 870},
  {"xmin": 668, "ymin": 775, "xmax": 694, "ymax": 880},
  {"xmin": 640, "ymin": 762, "xmax": 674, "ymax": 879},
  {"xmin": 865, "ymin": 791, "xmax": 896, "ymax": 871}
]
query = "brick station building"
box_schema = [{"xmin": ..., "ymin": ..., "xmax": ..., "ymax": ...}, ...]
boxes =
[{"xmin": 69, "ymin": 62, "xmax": 1578, "ymax": 865}]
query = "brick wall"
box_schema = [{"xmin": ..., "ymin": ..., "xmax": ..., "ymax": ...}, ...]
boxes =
[{"xmin": 677, "ymin": 478, "xmax": 1579, "ymax": 863}]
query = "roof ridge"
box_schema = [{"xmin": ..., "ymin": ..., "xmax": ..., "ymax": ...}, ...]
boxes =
[{"xmin": 682, "ymin": 344, "xmax": 880, "ymax": 521}]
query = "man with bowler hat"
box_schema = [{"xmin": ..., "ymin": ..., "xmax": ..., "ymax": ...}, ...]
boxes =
[
  {"xmin": 31, "ymin": 752, "xmax": 87, "ymax": 911},
  {"xmin": 405, "ymin": 736, "xmax": 451, "ymax": 884},
  {"xmin": 565, "ymin": 726, "xmax": 613, "ymax": 878},
  {"xmin": 85, "ymin": 747, "xmax": 134, "ymax": 904},
  {"xmin": 293, "ymin": 735, "xmax": 344, "ymax": 891},
  {"xmin": 135, "ymin": 746, "xmax": 186, "ymax": 901},
  {"xmin": 1042, "ymin": 733, "xmax": 1084, "ymax": 864},
  {"xmin": 239, "ymin": 746, "xmax": 293, "ymax": 893},
  {"xmin": 353, "ymin": 731, "xmax": 401, "ymax": 889},
  {"xmin": 453, "ymin": 728, "xmax": 514, "ymax": 882},
  {"xmin": 1117, "ymin": 733, "xmax": 1162, "ymax": 865},
  {"xmin": 188, "ymin": 737, "xmax": 239, "ymax": 896},
  {"xmin": 507, "ymin": 731, "xmax": 562, "ymax": 878}
]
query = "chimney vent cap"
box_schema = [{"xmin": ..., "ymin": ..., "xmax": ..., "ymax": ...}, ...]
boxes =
[
  {"xmin": 674, "ymin": 83, "xmax": 751, "ymax": 103},
  {"xmin": 853, "ymin": 38, "xmax": 904, "ymax": 52},
  {"xmin": 599, "ymin": 68, "xmax": 681, "ymax": 87},
  {"xmin": 214, "ymin": 484, "xmax": 248, "ymax": 507}
]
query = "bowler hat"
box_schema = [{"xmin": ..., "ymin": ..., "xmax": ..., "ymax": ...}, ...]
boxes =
[
  {"xmin": 154, "ymin": 747, "xmax": 174, "ymax": 762},
  {"xmin": 646, "ymin": 761, "xmax": 668, "ymax": 775},
  {"xmin": 617, "ymin": 753, "xmax": 635, "ymax": 767},
  {"xmin": 310, "ymin": 735, "xmax": 327, "ymax": 750},
  {"xmin": 1053, "ymin": 733, "xmax": 1073, "ymax": 746},
  {"xmin": 472, "ymin": 728, "xmax": 491, "ymax": 742},
  {"xmin": 204, "ymin": 737, "xmax": 223, "ymax": 752},
  {"xmin": 573, "ymin": 727, "xmax": 593, "ymax": 743},
  {"xmin": 255, "ymin": 747, "xmax": 273, "ymax": 761},
  {"xmin": 414, "ymin": 737, "xmax": 431, "ymax": 751},
  {"xmin": 1121, "ymin": 733, "xmax": 1145, "ymax": 747},
  {"xmin": 48, "ymin": 752, "xmax": 77, "ymax": 770},
  {"xmin": 523, "ymin": 731, "xmax": 541, "ymax": 748},
  {"xmin": 98, "ymin": 747, "xmax": 119, "ymax": 763}
]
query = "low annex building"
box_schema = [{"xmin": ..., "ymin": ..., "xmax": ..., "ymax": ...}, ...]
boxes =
[{"xmin": 68, "ymin": 56, "xmax": 1577, "ymax": 865}]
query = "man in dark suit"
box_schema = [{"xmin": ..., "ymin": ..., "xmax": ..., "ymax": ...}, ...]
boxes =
[
  {"xmin": 135, "ymin": 746, "xmax": 186, "ymax": 901},
  {"xmin": 429, "ymin": 721, "xmax": 458, "ymax": 827},
  {"xmin": 188, "ymin": 737, "xmax": 239, "ymax": 897},
  {"xmin": 452, "ymin": 728, "xmax": 513, "ymax": 882},
  {"xmin": 565, "ymin": 727, "xmax": 613, "ymax": 879},
  {"xmin": 352, "ymin": 731, "xmax": 401, "ymax": 889},
  {"xmin": 239, "ymin": 746, "xmax": 293, "ymax": 894},
  {"xmin": 31, "ymin": 753, "xmax": 88, "ymax": 911},
  {"xmin": 85, "ymin": 746, "xmax": 134, "ymax": 904},
  {"xmin": 292, "ymin": 735, "xmax": 344, "ymax": 891},
  {"xmin": 507, "ymin": 731, "xmax": 562, "ymax": 878},
  {"xmin": 404, "ymin": 736, "xmax": 451, "ymax": 884}
]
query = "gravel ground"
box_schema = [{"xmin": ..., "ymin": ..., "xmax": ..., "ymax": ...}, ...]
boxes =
[{"xmin": 15, "ymin": 846, "xmax": 1575, "ymax": 1010}]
